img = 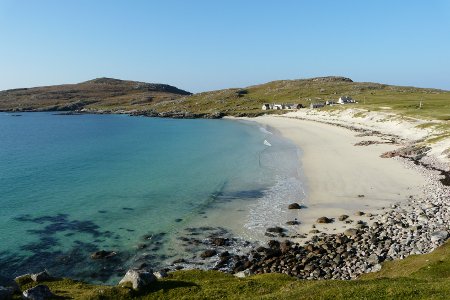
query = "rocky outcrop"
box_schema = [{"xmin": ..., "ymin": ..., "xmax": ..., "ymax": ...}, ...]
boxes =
[
  {"xmin": 90, "ymin": 250, "xmax": 117, "ymax": 259},
  {"xmin": 22, "ymin": 285, "xmax": 55, "ymax": 300},
  {"xmin": 118, "ymin": 269, "xmax": 156, "ymax": 290}
]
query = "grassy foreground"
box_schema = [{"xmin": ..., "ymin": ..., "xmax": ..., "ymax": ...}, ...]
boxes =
[{"xmin": 14, "ymin": 241, "xmax": 450, "ymax": 299}]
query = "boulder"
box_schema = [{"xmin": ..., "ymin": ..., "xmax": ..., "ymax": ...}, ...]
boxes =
[
  {"xmin": 31, "ymin": 271, "xmax": 52, "ymax": 283},
  {"xmin": 316, "ymin": 217, "xmax": 333, "ymax": 224},
  {"xmin": 338, "ymin": 215, "xmax": 349, "ymax": 221},
  {"xmin": 210, "ymin": 237, "xmax": 228, "ymax": 246},
  {"xmin": 118, "ymin": 269, "xmax": 156, "ymax": 290},
  {"xmin": 431, "ymin": 231, "xmax": 448, "ymax": 242},
  {"xmin": 22, "ymin": 285, "xmax": 55, "ymax": 300},
  {"xmin": 90, "ymin": 250, "xmax": 117, "ymax": 259},
  {"xmin": 288, "ymin": 203, "xmax": 302, "ymax": 209},
  {"xmin": 234, "ymin": 269, "xmax": 253, "ymax": 278},
  {"xmin": 344, "ymin": 228, "xmax": 358, "ymax": 237},
  {"xmin": 266, "ymin": 227, "xmax": 285, "ymax": 234}
]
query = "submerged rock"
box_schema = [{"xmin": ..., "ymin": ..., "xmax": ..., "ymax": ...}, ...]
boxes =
[
  {"xmin": 200, "ymin": 250, "xmax": 217, "ymax": 258},
  {"xmin": 31, "ymin": 271, "xmax": 52, "ymax": 283},
  {"xmin": 90, "ymin": 250, "xmax": 117, "ymax": 259},
  {"xmin": 288, "ymin": 203, "xmax": 302, "ymax": 209},
  {"xmin": 118, "ymin": 269, "xmax": 156, "ymax": 290}
]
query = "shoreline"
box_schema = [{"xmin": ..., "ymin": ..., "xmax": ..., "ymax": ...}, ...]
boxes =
[{"xmin": 250, "ymin": 115, "xmax": 427, "ymax": 238}]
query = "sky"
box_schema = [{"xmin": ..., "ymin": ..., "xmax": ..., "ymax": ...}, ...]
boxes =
[{"xmin": 0, "ymin": 0, "xmax": 449, "ymax": 93}]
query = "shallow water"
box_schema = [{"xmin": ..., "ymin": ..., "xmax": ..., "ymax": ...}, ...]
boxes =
[{"xmin": 0, "ymin": 113, "xmax": 303, "ymax": 283}]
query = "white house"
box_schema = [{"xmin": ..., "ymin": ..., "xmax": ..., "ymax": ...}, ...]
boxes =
[
  {"xmin": 338, "ymin": 96, "xmax": 354, "ymax": 104},
  {"xmin": 273, "ymin": 104, "xmax": 283, "ymax": 110},
  {"xmin": 262, "ymin": 103, "xmax": 272, "ymax": 110}
]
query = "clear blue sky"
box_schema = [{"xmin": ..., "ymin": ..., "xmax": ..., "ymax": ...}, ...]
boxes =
[{"xmin": 1, "ymin": 0, "xmax": 449, "ymax": 92}]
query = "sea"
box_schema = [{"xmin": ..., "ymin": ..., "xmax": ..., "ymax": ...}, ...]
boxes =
[{"xmin": 0, "ymin": 112, "xmax": 305, "ymax": 283}]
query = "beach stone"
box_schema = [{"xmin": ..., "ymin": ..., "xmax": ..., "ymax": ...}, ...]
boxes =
[
  {"xmin": 266, "ymin": 227, "xmax": 285, "ymax": 234},
  {"xmin": 31, "ymin": 271, "xmax": 52, "ymax": 283},
  {"xmin": 22, "ymin": 285, "xmax": 55, "ymax": 300},
  {"xmin": 288, "ymin": 203, "xmax": 302, "ymax": 209},
  {"xmin": 90, "ymin": 250, "xmax": 117, "ymax": 259},
  {"xmin": 286, "ymin": 220, "xmax": 300, "ymax": 225},
  {"xmin": 200, "ymin": 249, "xmax": 217, "ymax": 258},
  {"xmin": 118, "ymin": 269, "xmax": 156, "ymax": 290},
  {"xmin": 211, "ymin": 237, "xmax": 228, "ymax": 246},
  {"xmin": 354, "ymin": 211, "xmax": 365, "ymax": 216},
  {"xmin": 338, "ymin": 215, "xmax": 349, "ymax": 221},
  {"xmin": 344, "ymin": 228, "xmax": 358, "ymax": 237},
  {"xmin": 430, "ymin": 231, "xmax": 448, "ymax": 242},
  {"xmin": 316, "ymin": 217, "xmax": 333, "ymax": 224}
]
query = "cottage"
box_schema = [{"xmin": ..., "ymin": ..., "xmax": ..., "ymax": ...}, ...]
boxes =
[
  {"xmin": 325, "ymin": 100, "xmax": 337, "ymax": 105},
  {"xmin": 310, "ymin": 102, "xmax": 325, "ymax": 109},
  {"xmin": 262, "ymin": 103, "xmax": 272, "ymax": 110},
  {"xmin": 338, "ymin": 96, "xmax": 354, "ymax": 104},
  {"xmin": 273, "ymin": 104, "xmax": 283, "ymax": 110}
]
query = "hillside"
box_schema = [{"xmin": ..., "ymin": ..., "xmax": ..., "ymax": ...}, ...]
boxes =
[
  {"xmin": 0, "ymin": 78, "xmax": 191, "ymax": 112},
  {"xmin": 156, "ymin": 76, "xmax": 450, "ymax": 119},
  {"xmin": 2, "ymin": 76, "xmax": 450, "ymax": 120}
]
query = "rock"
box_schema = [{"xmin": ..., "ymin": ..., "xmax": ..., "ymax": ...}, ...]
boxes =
[
  {"xmin": 200, "ymin": 249, "xmax": 217, "ymax": 258},
  {"xmin": 344, "ymin": 228, "xmax": 358, "ymax": 237},
  {"xmin": 234, "ymin": 269, "xmax": 253, "ymax": 278},
  {"xmin": 280, "ymin": 240, "xmax": 292, "ymax": 254},
  {"xmin": 316, "ymin": 217, "xmax": 333, "ymax": 224},
  {"xmin": 288, "ymin": 203, "xmax": 302, "ymax": 209},
  {"xmin": 90, "ymin": 250, "xmax": 117, "ymax": 259},
  {"xmin": 430, "ymin": 231, "xmax": 448, "ymax": 242},
  {"xmin": 266, "ymin": 227, "xmax": 285, "ymax": 234},
  {"xmin": 371, "ymin": 264, "xmax": 382, "ymax": 272},
  {"xmin": 153, "ymin": 270, "xmax": 168, "ymax": 279},
  {"xmin": 357, "ymin": 194, "xmax": 365, "ymax": 198},
  {"xmin": 338, "ymin": 214, "xmax": 349, "ymax": 221},
  {"xmin": 31, "ymin": 271, "xmax": 52, "ymax": 283},
  {"xmin": 211, "ymin": 237, "xmax": 228, "ymax": 246},
  {"xmin": 354, "ymin": 211, "xmax": 365, "ymax": 216},
  {"xmin": 22, "ymin": 285, "xmax": 55, "ymax": 300},
  {"xmin": 286, "ymin": 220, "xmax": 300, "ymax": 225},
  {"xmin": 368, "ymin": 254, "xmax": 380, "ymax": 265},
  {"xmin": 118, "ymin": 269, "xmax": 156, "ymax": 290}
]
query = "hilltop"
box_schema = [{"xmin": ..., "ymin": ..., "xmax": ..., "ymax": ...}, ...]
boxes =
[{"xmin": 0, "ymin": 78, "xmax": 191, "ymax": 112}]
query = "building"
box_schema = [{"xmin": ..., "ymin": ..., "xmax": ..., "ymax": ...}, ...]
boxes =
[
  {"xmin": 262, "ymin": 103, "xmax": 272, "ymax": 110},
  {"xmin": 338, "ymin": 96, "xmax": 354, "ymax": 104},
  {"xmin": 310, "ymin": 102, "xmax": 325, "ymax": 109}
]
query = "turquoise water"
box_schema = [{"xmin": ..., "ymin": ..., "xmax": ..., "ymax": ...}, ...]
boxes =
[{"xmin": 0, "ymin": 112, "xmax": 302, "ymax": 283}]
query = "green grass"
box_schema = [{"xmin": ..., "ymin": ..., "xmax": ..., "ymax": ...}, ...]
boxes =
[{"xmin": 13, "ymin": 241, "xmax": 450, "ymax": 299}]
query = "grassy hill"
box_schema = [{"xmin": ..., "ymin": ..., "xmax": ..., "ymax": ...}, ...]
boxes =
[
  {"xmin": 14, "ymin": 240, "xmax": 450, "ymax": 299},
  {"xmin": 0, "ymin": 78, "xmax": 191, "ymax": 112},
  {"xmin": 2, "ymin": 76, "xmax": 449, "ymax": 120}
]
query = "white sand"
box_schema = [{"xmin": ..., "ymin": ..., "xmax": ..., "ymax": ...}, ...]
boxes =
[{"xmin": 253, "ymin": 115, "xmax": 427, "ymax": 235}]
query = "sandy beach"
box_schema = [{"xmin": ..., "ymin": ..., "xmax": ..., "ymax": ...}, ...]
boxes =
[{"xmin": 253, "ymin": 115, "xmax": 427, "ymax": 236}]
